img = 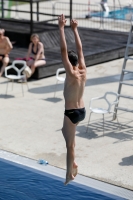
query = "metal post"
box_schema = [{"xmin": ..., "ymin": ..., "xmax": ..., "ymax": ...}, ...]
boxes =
[
  {"xmin": 70, "ymin": 0, "xmax": 72, "ymax": 25},
  {"xmin": 6, "ymin": 81, "xmax": 9, "ymax": 96},
  {"xmin": 86, "ymin": 112, "xmax": 92, "ymax": 134},
  {"xmin": 113, "ymin": 0, "xmax": 115, "ymax": 20},
  {"xmin": 15, "ymin": 1, "xmax": 19, "ymax": 18},
  {"xmin": 30, "ymin": 0, "xmax": 33, "ymax": 34},
  {"xmin": 118, "ymin": 0, "xmax": 121, "ymax": 8},
  {"xmin": 52, "ymin": 2, "xmax": 55, "ymax": 20},
  {"xmin": 1, "ymin": 0, "xmax": 4, "ymax": 18},
  {"xmin": 37, "ymin": 1, "xmax": 39, "ymax": 21}
]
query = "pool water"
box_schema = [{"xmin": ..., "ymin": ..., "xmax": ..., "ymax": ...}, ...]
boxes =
[
  {"xmin": 92, "ymin": 7, "xmax": 133, "ymax": 20},
  {"xmin": 0, "ymin": 158, "xmax": 127, "ymax": 200}
]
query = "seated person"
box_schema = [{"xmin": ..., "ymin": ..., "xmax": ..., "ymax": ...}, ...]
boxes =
[
  {"xmin": 26, "ymin": 34, "xmax": 46, "ymax": 77},
  {"xmin": 0, "ymin": 29, "xmax": 13, "ymax": 77}
]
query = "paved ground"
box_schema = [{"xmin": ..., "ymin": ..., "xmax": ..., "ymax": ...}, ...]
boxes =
[{"xmin": 0, "ymin": 57, "xmax": 133, "ymax": 191}]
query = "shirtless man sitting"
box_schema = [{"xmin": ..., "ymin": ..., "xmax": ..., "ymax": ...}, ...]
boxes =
[
  {"xmin": 58, "ymin": 14, "xmax": 87, "ymax": 185},
  {"xmin": 0, "ymin": 29, "xmax": 13, "ymax": 77}
]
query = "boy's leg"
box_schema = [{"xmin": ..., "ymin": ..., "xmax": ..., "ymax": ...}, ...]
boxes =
[{"xmin": 62, "ymin": 115, "xmax": 77, "ymax": 185}]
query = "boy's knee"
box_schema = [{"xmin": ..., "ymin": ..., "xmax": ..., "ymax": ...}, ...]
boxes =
[{"xmin": 66, "ymin": 143, "xmax": 75, "ymax": 149}]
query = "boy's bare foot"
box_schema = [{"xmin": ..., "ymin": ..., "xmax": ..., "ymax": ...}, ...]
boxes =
[
  {"xmin": 72, "ymin": 166, "xmax": 78, "ymax": 177},
  {"xmin": 64, "ymin": 174, "xmax": 74, "ymax": 185},
  {"xmin": 72, "ymin": 162, "xmax": 78, "ymax": 177}
]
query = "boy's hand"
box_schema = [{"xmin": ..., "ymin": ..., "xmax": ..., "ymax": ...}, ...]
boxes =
[
  {"xmin": 58, "ymin": 14, "xmax": 67, "ymax": 29},
  {"xmin": 70, "ymin": 19, "xmax": 78, "ymax": 31}
]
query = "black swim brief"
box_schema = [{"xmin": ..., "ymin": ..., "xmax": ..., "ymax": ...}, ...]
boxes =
[{"xmin": 64, "ymin": 108, "xmax": 86, "ymax": 124}]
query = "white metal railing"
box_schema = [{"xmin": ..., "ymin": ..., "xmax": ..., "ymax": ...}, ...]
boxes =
[
  {"xmin": 52, "ymin": 1, "xmax": 131, "ymax": 32},
  {"xmin": 0, "ymin": 0, "xmax": 132, "ymax": 32}
]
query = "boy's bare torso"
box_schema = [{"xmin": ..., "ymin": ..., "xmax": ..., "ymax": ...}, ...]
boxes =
[{"xmin": 64, "ymin": 66, "xmax": 86, "ymax": 110}]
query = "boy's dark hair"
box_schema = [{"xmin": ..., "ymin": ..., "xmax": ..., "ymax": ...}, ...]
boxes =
[{"xmin": 68, "ymin": 50, "xmax": 78, "ymax": 66}]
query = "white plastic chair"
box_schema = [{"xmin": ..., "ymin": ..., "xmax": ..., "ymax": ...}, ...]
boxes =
[
  {"xmin": 86, "ymin": 91, "xmax": 120, "ymax": 136},
  {"xmin": 5, "ymin": 60, "xmax": 29, "ymax": 96},
  {"xmin": 54, "ymin": 68, "xmax": 66, "ymax": 97}
]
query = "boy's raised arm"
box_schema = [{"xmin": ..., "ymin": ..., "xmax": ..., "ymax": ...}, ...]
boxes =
[
  {"xmin": 71, "ymin": 19, "xmax": 86, "ymax": 69},
  {"xmin": 58, "ymin": 14, "xmax": 72, "ymax": 74}
]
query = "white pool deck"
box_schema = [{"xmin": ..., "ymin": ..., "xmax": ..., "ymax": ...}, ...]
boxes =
[{"xmin": 0, "ymin": 57, "xmax": 133, "ymax": 193}]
